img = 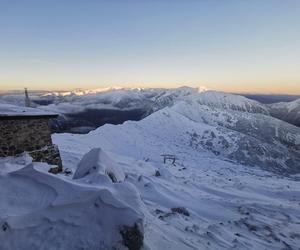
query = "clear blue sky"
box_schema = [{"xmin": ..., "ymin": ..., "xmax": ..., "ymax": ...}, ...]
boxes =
[{"xmin": 0, "ymin": 0, "xmax": 300, "ymax": 93}]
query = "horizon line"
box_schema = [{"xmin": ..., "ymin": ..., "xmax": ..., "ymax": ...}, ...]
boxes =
[{"xmin": 1, "ymin": 85, "xmax": 300, "ymax": 96}]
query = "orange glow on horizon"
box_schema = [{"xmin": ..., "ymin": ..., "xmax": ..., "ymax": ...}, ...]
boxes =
[{"xmin": 1, "ymin": 80, "xmax": 300, "ymax": 95}]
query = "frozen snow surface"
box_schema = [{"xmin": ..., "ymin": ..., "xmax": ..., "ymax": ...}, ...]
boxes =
[
  {"xmin": 1, "ymin": 89, "xmax": 300, "ymax": 249},
  {"xmin": 0, "ymin": 156, "xmax": 144, "ymax": 250}
]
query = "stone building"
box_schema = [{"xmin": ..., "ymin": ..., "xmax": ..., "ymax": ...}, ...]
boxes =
[{"xmin": 0, "ymin": 104, "xmax": 62, "ymax": 170}]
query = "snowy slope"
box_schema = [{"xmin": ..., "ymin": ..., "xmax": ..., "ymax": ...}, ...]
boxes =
[
  {"xmin": 53, "ymin": 93, "xmax": 300, "ymax": 249},
  {"xmin": 172, "ymin": 100, "xmax": 300, "ymax": 174},
  {"xmin": 55, "ymin": 93, "xmax": 300, "ymax": 175},
  {"xmin": 269, "ymin": 98, "xmax": 300, "ymax": 127},
  {"xmin": 193, "ymin": 91, "xmax": 270, "ymax": 115},
  {"xmin": 54, "ymin": 132, "xmax": 300, "ymax": 249}
]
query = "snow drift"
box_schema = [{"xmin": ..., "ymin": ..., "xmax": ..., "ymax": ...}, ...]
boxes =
[
  {"xmin": 73, "ymin": 147, "xmax": 125, "ymax": 182},
  {"xmin": 0, "ymin": 159, "xmax": 144, "ymax": 250}
]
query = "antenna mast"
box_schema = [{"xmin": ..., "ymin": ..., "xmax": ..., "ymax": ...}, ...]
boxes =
[{"xmin": 24, "ymin": 88, "xmax": 31, "ymax": 107}]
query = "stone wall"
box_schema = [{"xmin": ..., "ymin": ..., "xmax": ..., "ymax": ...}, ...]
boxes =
[
  {"xmin": 0, "ymin": 118, "xmax": 52, "ymax": 156},
  {"xmin": 0, "ymin": 118, "xmax": 62, "ymax": 169},
  {"xmin": 30, "ymin": 145, "xmax": 62, "ymax": 169}
]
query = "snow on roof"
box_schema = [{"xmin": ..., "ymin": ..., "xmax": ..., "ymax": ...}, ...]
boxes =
[{"xmin": 0, "ymin": 103, "xmax": 58, "ymax": 118}]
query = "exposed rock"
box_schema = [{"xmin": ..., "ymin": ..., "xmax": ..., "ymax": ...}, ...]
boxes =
[
  {"xmin": 1, "ymin": 222, "xmax": 9, "ymax": 232},
  {"xmin": 120, "ymin": 223, "xmax": 143, "ymax": 250},
  {"xmin": 63, "ymin": 168, "xmax": 73, "ymax": 176},
  {"xmin": 154, "ymin": 170, "xmax": 161, "ymax": 177},
  {"xmin": 171, "ymin": 207, "xmax": 190, "ymax": 216},
  {"xmin": 48, "ymin": 166, "xmax": 62, "ymax": 174}
]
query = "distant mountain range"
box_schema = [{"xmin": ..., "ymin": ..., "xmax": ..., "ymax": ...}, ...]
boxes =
[
  {"xmin": 241, "ymin": 93, "xmax": 300, "ymax": 104},
  {"xmin": 1, "ymin": 87, "xmax": 300, "ymax": 133}
]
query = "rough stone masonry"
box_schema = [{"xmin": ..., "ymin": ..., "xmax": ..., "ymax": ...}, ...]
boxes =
[{"xmin": 0, "ymin": 116, "xmax": 62, "ymax": 169}]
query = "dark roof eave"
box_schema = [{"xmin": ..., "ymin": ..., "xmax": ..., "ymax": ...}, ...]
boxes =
[{"xmin": 0, "ymin": 114, "xmax": 59, "ymax": 120}]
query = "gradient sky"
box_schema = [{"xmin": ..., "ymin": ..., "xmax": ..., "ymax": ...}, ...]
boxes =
[{"xmin": 0, "ymin": 0, "xmax": 300, "ymax": 93}]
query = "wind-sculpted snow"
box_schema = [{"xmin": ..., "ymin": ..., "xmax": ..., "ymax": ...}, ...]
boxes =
[
  {"xmin": 0, "ymin": 160, "xmax": 144, "ymax": 250},
  {"xmin": 73, "ymin": 147, "xmax": 125, "ymax": 182}
]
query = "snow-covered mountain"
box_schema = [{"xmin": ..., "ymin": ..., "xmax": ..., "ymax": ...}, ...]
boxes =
[
  {"xmin": 28, "ymin": 87, "xmax": 199, "ymax": 113},
  {"xmin": 191, "ymin": 91, "xmax": 270, "ymax": 115},
  {"xmin": 55, "ymin": 91, "xmax": 300, "ymax": 175},
  {"xmin": 269, "ymin": 98, "xmax": 300, "ymax": 127},
  {"xmin": 51, "ymin": 90, "xmax": 300, "ymax": 249},
  {"xmin": 0, "ymin": 87, "xmax": 201, "ymax": 133},
  {"xmin": 1, "ymin": 88, "xmax": 300, "ymax": 249},
  {"xmin": 0, "ymin": 87, "xmax": 277, "ymax": 133},
  {"xmin": 1, "ymin": 88, "xmax": 300, "ymax": 173}
]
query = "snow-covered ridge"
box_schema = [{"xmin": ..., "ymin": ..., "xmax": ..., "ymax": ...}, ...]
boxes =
[
  {"xmin": 191, "ymin": 91, "xmax": 270, "ymax": 115},
  {"xmin": 42, "ymin": 88, "xmax": 270, "ymax": 117},
  {"xmin": 44, "ymin": 86, "xmax": 204, "ymax": 97},
  {"xmin": 69, "ymin": 97, "xmax": 299, "ymax": 175},
  {"xmin": 1, "ymin": 87, "xmax": 300, "ymax": 135},
  {"xmin": 0, "ymin": 87, "xmax": 269, "ymax": 116},
  {"xmin": 269, "ymin": 98, "xmax": 300, "ymax": 127},
  {"xmin": 53, "ymin": 93, "xmax": 300, "ymax": 249},
  {"xmin": 271, "ymin": 98, "xmax": 300, "ymax": 112},
  {"xmin": 25, "ymin": 86, "xmax": 199, "ymax": 115},
  {"xmin": 45, "ymin": 86, "xmax": 125, "ymax": 97}
]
